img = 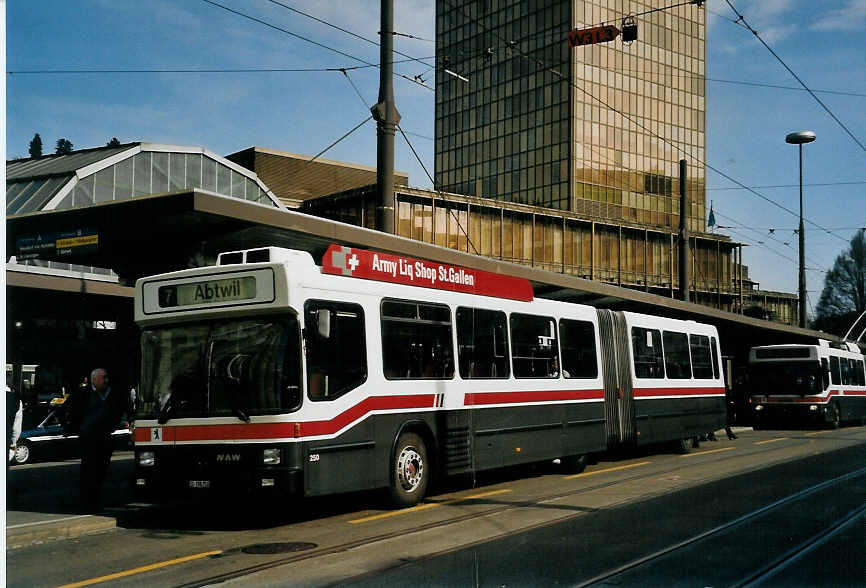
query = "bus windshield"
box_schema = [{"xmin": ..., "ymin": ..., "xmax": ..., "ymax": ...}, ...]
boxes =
[
  {"xmin": 750, "ymin": 361, "xmax": 824, "ymax": 396},
  {"xmin": 139, "ymin": 316, "xmax": 301, "ymax": 420}
]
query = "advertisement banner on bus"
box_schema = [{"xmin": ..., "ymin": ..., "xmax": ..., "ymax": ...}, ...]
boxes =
[{"xmin": 322, "ymin": 244, "xmax": 534, "ymax": 302}]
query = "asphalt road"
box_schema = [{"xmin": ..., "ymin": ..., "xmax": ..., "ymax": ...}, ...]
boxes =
[{"xmin": 6, "ymin": 427, "xmax": 866, "ymax": 587}]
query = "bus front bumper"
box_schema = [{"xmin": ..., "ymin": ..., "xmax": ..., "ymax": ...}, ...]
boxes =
[{"xmin": 752, "ymin": 401, "xmax": 829, "ymax": 425}]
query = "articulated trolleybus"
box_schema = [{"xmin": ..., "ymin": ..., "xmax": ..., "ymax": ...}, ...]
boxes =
[
  {"xmin": 133, "ymin": 244, "xmax": 725, "ymax": 506},
  {"xmin": 749, "ymin": 340, "xmax": 866, "ymax": 428}
]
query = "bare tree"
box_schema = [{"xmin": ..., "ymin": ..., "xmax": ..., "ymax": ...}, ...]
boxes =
[{"xmin": 815, "ymin": 229, "xmax": 866, "ymax": 331}]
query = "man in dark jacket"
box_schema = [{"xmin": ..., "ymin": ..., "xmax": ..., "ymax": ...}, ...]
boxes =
[{"xmin": 63, "ymin": 368, "xmax": 129, "ymax": 513}]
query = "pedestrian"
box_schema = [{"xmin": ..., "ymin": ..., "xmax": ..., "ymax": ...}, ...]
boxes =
[
  {"xmin": 7, "ymin": 384, "xmax": 23, "ymax": 466},
  {"xmin": 62, "ymin": 368, "xmax": 130, "ymax": 513}
]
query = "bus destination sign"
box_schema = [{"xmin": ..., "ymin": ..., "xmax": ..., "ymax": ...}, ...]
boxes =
[
  {"xmin": 159, "ymin": 276, "xmax": 257, "ymax": 308},
  {"xmin": 322, "ymin": 244, "xmax": 534, "ymax": 302}
]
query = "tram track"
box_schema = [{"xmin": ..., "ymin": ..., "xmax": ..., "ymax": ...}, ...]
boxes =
[
  {"xmin": 575, "ymin": 465, "xmax": 866, "ymax": 587},
  {"xmin": 739, "ymin": 502, "xmax": 866, "ymax": 587},
  {"xmin": 172, "ymin": 434, "xmax": 860, "ymax": 588}
]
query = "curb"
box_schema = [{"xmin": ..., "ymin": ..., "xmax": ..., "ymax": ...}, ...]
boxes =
[{"xmin": 6, "ymin": 515, "xmax": 116, "ymax": 550}]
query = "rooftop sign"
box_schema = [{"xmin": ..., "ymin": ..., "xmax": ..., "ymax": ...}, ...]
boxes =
[{"xmin": 322, "ymin": 244, "xmax": 534, "ymax": 302}]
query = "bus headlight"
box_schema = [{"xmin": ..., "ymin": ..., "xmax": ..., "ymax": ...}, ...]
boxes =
[
  {"xmin": 138, "ymin": 451, "xmax": 155, "ymax": 467},
  {"xmin": 755, "ymin": 405, "xmax": 764, "ymax": 411},
  {"xmin": 809, "ymin": 405, "xmax": 818, "ymax": 411},
  {"xmin": 262, "ymin": 448, "xmax": 281, "ymax": 465}
]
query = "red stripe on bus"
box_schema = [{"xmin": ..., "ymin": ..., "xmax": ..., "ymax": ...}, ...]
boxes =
[
  {"xmin": 633, "ymin": 386, "xmax": 725, "ymax": 398},
  {"xmin": 761, "ymin": 389, "xmax": 866, "ymax": 404},
  {"xmin": 464, "ymin": 389, "xmax": 604, "ymax": 405},
  {"xmin": 298, "ymin": 394, "xmax": 436, "ymax": 437},
  {"xmin": 133, "ymin": 394, "xmax": 437, "ymax": 442}
]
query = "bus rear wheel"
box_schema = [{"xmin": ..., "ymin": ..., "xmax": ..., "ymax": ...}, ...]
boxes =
[
  {"xmin": 389, "ymin": 433, "xmax": 429, "ymax": 508},
  {"xmin": 561, "ymin": 454, "xmax": 588, "ymax": 475}
]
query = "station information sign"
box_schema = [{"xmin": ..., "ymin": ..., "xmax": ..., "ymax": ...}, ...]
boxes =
[
  {"xmin": 322, "ymin": 244, "xmax": 534, "ymax": 302},
  {"xmin": 15, "ymin": 228, "xmax": 99, "ymax": 260}
]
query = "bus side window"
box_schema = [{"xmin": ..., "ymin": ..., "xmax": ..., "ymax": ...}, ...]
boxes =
[
  {"xmin": 305, "ymin": 301, "xmax": 367, "ymax": 401},
  {"xmin": 559, "ymin": 318, "xmax": 598, "ymax": 379},
  {"xmin": 710, "ymin": 337, "xmax": 720, "ymax": 380},
  {"xmin": 829, "ymin": 356, "xmax": 841, "ymax": 385},
  {"xmin": 510, "ymin": 313, "xmax": 559, "ymax": 379},
  {"xmin": 632, "ymin": 327, "xmax": 664, "ymax": 378},
  {"xmin": 457, "ymin": 307, "xmax": 509, "ymax": 379},
  {"xmin": 689, "ymin": 334, "xmax": 713, "ymax": 379},
  {"xmin": 381, "ymin": 300, "xmax": 454, "ymax": 380},
  {"xmin": 821, "ymin": 358, "xmax": 830, "ymax": 390},
  {"xmin": 662, "ymin": 331, "xmax": 692, "ymax": 380}
]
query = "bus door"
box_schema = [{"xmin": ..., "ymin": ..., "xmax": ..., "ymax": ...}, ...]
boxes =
[{"xmin": 596, "ymin": 310, "xmax": 636, "ymax": 448}]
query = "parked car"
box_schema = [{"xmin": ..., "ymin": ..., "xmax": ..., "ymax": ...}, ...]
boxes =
[{"xmin": 11, "ymin": 410, "xmax": 131, "ymax": 465}]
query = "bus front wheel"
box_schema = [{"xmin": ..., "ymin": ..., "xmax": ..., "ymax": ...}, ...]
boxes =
[
  {"xmin": 829, "ymin": 404, "xmax": 841, "ymax": 429},
  {"xmin": 389, "ymin": 433, "xmax": 429, "ymax": 508}
]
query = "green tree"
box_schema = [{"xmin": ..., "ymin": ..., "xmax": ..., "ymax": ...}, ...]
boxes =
[
  {"xmin": 29, "ymin": 133, "xmax": 43, "ymax": 158},
  {"xmin": 106, "ymin": 137, "xmax": 121, "ymax": 147},
  {"xmin": 55, "ymin": 138, "xmax": 74, "ymax": 154},
  {"xmin": 814, "ymin": 229, "xmax": 866, "ymax": 334}
]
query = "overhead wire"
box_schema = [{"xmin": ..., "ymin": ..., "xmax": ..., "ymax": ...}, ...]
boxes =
[
  {"xmin": 200, "ymin": 0, "xmax": 432, "ymax": 91},
  {"xmin": 709, "ymin": 181, "xmax": 866, "ymax": 191},
  {"xmin": 714, "ymin": 209, "xmax": 827, "ymax": 272},
  {"xmin": 336, "ymin": 62, "xmax": 471, "ymax": 249},
  {"xmin": 6, "ymin": 57, "xmax": 435, "ymax": 75},
  {"xmin": 721, "ymin": 0, "xmax": 866, "ymax": 153},
  {"xmin": 442, "ymin": 0, "xmax": 852, "ymax": 245},
  {"xmin": 396, "ymin": 125, "xmax": 479, "ymax": 254},
  {"xmin": 263, "ymin": 0, "xmax": 435, "ymax": 70},
  {"xmin": 306, "ymin": 115, "xmax": 373, "ymax": 165}
]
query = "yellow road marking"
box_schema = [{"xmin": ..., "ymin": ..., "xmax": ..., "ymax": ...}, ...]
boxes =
[
  {"xmin": 680, "ymin": 446, "xmax": 735, "ymax": 458},
  {"xmin": 564, "ymin": 460, "xmax": 652, "ymax": 480},
  {"xmin": 806, "ymin": 430, "xmax": 832, "ymax": 436},
  {"xmin": 58, "ymin": 551, "xmax": 222, "ymax": 588},
  {"xmin": 755, "ymin": 437, "xmax": 790, "ymax": 445},
  {"xmin": 349, "ymin": 488, "xmax": 512, "ymax": 524}
]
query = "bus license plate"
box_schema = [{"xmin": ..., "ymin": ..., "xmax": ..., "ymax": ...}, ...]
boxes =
[{"xmin": 189, "ymin": 480, "xmax": 210, "ymax": 488}]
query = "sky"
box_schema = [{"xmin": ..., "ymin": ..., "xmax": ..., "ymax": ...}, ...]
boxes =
[{"xmin": 5, "ymin": 0, "xmax": 866, "ymax": 313}]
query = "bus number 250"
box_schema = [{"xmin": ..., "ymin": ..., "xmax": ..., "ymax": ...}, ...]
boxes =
[{"xmin": 309, "ymin": 453, "xmax": 320, "ymax": 462}]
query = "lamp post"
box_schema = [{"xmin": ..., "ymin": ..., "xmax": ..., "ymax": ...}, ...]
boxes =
[{"xmin": 785, "ymin": 130, "xmax": 816, "ymax": 328}]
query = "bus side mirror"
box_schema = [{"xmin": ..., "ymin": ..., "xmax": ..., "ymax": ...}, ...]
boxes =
[{"xmin": 316, "ymin": 309, "xmax": 331, "ymax": 340}]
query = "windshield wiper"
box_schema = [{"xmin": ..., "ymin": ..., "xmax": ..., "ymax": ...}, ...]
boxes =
[{"xmin": 234, "ymin": 407, "xmax": 250, "ymax": 423}]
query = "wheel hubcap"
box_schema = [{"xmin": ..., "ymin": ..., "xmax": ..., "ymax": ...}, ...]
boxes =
[
  {"xmin": 397, "ymin": 446, "xmax": 423, "ymax": 492},
  {"xmin": 15, "ymin": 445, "xmax": 29, "ymax": 463}
]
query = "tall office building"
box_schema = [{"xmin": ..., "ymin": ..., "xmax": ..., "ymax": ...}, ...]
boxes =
[
  {"xmin": 435, "ymin": 0, "xmax": 707, "ymax": 232},
  {"xmin": 302, "ymin": 0, "xmax": 795, "ymax": 322}
]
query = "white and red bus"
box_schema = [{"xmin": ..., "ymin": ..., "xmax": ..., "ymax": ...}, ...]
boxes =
[
  {"xmin": 133, "ymin": 244, "xmax": 725, "ymax": 506},
  {"xmin": 749, "ymin": 341, "xmax": 866, "ymax": 428}
]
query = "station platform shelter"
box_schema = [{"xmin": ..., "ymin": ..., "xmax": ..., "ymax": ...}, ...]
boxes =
[{"xmin": 6, "ymin": 143, "xmax": 828, "ymax": 422}]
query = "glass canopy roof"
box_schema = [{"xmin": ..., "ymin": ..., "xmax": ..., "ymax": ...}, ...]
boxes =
[{"xmin": 6, "ymin": 142, "xmax": 283, "ymax": 216}]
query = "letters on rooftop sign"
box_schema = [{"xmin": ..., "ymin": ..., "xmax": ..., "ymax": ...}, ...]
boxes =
[{"xmin": 322, "ymin": 244, "xmax": 534, "ymax": 302}]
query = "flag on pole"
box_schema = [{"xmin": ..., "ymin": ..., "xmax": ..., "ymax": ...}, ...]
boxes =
[{"xmin": 708, "ymin": 201, "xmax": 716, "ymax": 230}]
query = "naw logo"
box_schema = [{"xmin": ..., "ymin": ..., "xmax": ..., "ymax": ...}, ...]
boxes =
[{"xmin": 215, "ymin": 453, "xmax": 242, "ymax": 462}]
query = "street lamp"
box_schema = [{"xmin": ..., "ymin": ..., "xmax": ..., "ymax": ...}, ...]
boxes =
[{"xmin": 785, "ymin": 130, "xmax": 816, "ymax": 328}]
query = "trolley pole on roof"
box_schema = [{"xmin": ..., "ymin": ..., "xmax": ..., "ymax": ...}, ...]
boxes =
[
  {"xmin": 372, "ymin": 0, "xmax": 400, "ymax": 234},
  {"xmin": 678, "ymin": 159, "xmax": 690, "ymax": 303}
]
